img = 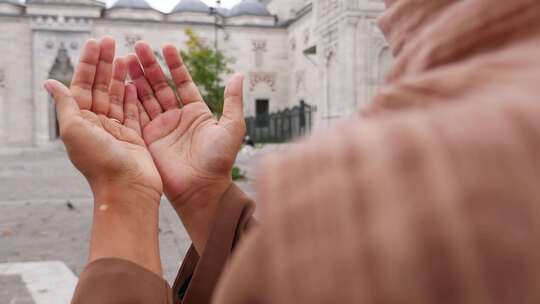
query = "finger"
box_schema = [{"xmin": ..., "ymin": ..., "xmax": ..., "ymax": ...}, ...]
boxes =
[
  {"xmin": 108, "ymin": 57, "xmax": 127, "ymax": 122},
  {"xmin": 98, "ymin": 115, "xmax": 145, "ymax": 147},
  {"xmin": 126, "ymin": 54, "xmax": 163, "ymax": 119},
  {"xmin": 124, "ymin": 84, "xmax": 142, "ymax": 135},
  {"xmin": 162, "ymin": 44, "xmax": 205, "ymax": 106},
  {"xmin": 142, "ymin": 109, "xmax": 182, "ymax": 145},
  {"xmin": 71, "ymin": 39, "xmax": 100, "ymax": 110},
  {"xmin": 92, "ymin": 36, "xmax": 115, "ymax": 114},
  {"xmin": 135, "ymin": 41, "xmax": 179, "ymax": 111},
  {"xmin": 44, "ymin": 79, "xmax": 80, "ymax": 132},
  {"xmin": 219, "ymin": 73, "xmax": 245, "ymax": 132},
  {"xmin": 136, "ymin": 99, "xmax": 151, "ymax": 128}
]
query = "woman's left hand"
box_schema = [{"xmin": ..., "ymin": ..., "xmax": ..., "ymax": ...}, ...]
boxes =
[{"xmin": 44, "ymin": 37, "xmax": 163, "ymax": 275}]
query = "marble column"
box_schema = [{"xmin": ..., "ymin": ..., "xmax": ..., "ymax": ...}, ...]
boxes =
[{"xmin": 0, "ymin": 69, "xmax": 5, "ymax": 146}]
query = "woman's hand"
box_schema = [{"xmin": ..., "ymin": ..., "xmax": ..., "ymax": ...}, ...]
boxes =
[
  {"xmin": 44, "ymin": 37, "xmax": 163, "ymax": 275},
  {"xmin": 46, "ymin": 38, "xmax": 162, "ymax": 197},
  {"xmin": 127, "ymin": 41, "xmax": 246, "ymax": 253}
]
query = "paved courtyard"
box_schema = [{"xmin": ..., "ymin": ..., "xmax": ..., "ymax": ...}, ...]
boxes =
[{"xmin": 0, "ymin": 143, "xmax": 263, "ymax": 304}]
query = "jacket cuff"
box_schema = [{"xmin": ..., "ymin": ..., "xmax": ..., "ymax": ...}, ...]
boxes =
[
  {"xmin": 72, "ymin": 258, "xmax": 172, "ymax": 304},
  {"xmin": 173, "ymin": 183, "xmax": 256, "ymax": 304}
]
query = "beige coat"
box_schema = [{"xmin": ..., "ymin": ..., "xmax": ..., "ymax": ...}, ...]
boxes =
[{"xmin": 72, "ymin": 0, "xmax": 540, "ymax": 303}]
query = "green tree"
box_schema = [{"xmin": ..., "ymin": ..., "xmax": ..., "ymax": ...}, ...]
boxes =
[{"xmin": 179, "ymin": 28, "xmax": 232, "ymax": 114}]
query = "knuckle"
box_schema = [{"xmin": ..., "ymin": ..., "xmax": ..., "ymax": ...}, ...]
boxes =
[
  {"xmin": 125, "ymin": 111, "xmax": 138, "ymax": 120},
  {"xmin": 72, "ymin": 81, "xmax": 93, "ymax": 91},
  {"xmin": 140, "ymin": 92, "xmax": 155, "ymax": 101},
  {"xmin": 109, "ymin": 94, "xmax": 122, "ymax": 105},
  {"xmin": 153, "ymin": 81, "xmax": 171, "ymax": 92},
  {"xmin": 148, "ymin": 108, "xmax": 161, "ymax": 118},
  {"xmin": 93, "ymin": 83, "xmax": 109, "ymax": 93}
]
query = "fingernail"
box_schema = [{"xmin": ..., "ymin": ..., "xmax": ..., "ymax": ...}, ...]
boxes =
[{"xmin": 43, "ymin": 82, "xmax": 52, "ymax": 94}]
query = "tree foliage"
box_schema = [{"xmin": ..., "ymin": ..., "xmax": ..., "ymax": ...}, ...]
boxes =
[{"xmin": 179, "ymin": 28, "xmax": 232, "ymax": 114}]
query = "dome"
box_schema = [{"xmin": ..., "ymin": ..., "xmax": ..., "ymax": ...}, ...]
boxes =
[
  {"xmin": 111, "ymin": 0, "xmax": 152, "ymax": 9},
  {"xmin": 171, "ymin": 0, "xmax": 209, "ymax": 14},
  {"xmin": 229, "ymin": 0, "xmax": 271, "ymax": 17},
  {"xmin": 215, "ymin": 7, "xmax": 229, "ymax": 17},
  {"xmin": 1, "ymin": 0, "xmax": 22, "ymax": 4},
  {"xmin": 27, "ymin": 0, "xmax": 104, "ymax": 5}
]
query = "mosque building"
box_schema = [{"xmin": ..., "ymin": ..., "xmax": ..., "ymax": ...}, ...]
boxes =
[{"xmin": 0, "ymin": 0, "xmax": 390, "ymax": 148}]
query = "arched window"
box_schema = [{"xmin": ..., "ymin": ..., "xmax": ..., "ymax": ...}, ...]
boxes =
[{"xmin": 48, "ymin": 44, "xmax": 74, "ymax": 140}]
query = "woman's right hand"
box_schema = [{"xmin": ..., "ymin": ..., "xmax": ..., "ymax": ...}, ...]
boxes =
[{"xmin": 127, "ymin": 42, "xmax": 246, "ymax": 254}]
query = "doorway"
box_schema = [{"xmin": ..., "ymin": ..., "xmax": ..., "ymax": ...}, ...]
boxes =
[{"xmin": 255, "ymin": 99, "xmax": 270, "ymax": 128}]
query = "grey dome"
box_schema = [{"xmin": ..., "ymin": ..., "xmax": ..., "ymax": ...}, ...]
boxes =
[
  {"xmin": 1, "ymin": 0, "xmax": 23, "ymax": 4},
  {"xmin": 215, "ymin": 7, "xmax": 229, "ymax": 17},
  {"xmin": 111, "ymin": 0, "xmax": 152, "ymax": 9},
  {"xmin": 27, "ymin": 0, "xmax": 104, "ymax": 5},
  {"xmin": 171, "ymin": 0, "xmax": 209, "ymax": 14},
  {"xmin": 229, "ymin": 0, "xmax": 271, "ymax": 17}
]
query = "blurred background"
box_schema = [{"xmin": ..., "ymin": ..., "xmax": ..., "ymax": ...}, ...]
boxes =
[{"xmin": 0, "ymin": 0, "xmax": 391, "ymax": 303}]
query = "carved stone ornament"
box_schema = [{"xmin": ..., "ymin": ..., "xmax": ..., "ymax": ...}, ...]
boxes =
[
  {"xmin": 252, "ymin": 40, "xmax": 267, "ymax": 52},
  {"xmin": 323, "ymin": 44, "xmax": 336, "ymax": 65},
  {"xmin": 199, "ymin": 37, "xmax": 210, "ymax": 47},
  {"xmin": 303, "ymin": 28, "xmax": 310, "ymax": 45},
  {"xmin": 70, "ymin": 41, "xmax": 79, "ymax": 50},
  {"xmin": 125, "ymin": 34, "xmax": 142, "ymax": 49},
  {"xmin": 290, "ymin": 36, "xmax": 296, "ymax": 51},
  {"xmin": 317, "ymin": 0, "xmax": 340, "ymax": 19},
  {"xmin": 0, "ymin": 69, "xmax": 5, "ymax": 89},
  {"xmin": 295, "ymin": 70, "xmax": 305, "ymax": 93},
  {"xmin": 249, "ymin": 72, "xmax": 276, "ymax": 91},
  {"xmin": 31, "ymin": 16, "xmax": 92, "ymax": 32}
]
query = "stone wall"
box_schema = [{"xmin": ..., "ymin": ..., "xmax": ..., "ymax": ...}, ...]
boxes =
[
  {"xmin": 286, "ymin": 7, "xmax": 322, "ymax": 127},
  {"xmin": 0, "ymin": 0, "xmax": 391, "ymax": 148},
  {"xmin": 312, "ymin": 0, "xmax": 389, "ymax": 127},
  {"xmin": 0, "ymin": 17, "xmax": 33, "ymax": 148}
]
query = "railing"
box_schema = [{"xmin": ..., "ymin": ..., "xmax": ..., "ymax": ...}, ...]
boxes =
[{"xmin": 245, "ymin": 102, "xmax": 316, "ymax": 143}]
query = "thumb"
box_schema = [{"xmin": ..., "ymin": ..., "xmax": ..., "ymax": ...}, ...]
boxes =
[
  {"xmin": 219, "ymin": 73, "xmax": 245, "ymax": 132},
  {"xmin": 44, "ymin": 79, "xmax": 80, "ymax": 125}
]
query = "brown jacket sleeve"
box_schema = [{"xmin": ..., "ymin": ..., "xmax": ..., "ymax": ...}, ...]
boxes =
[
  {"xmin": 72, "ymin": 258, "xmax": 172, "ymax": 304},
  {"xmin": 71, "ymin": 184, "xmax": 254, "ymax": 304},
  {"xmin": 173, "ymin": 183, "xmax": 256, "ymax": 304}
]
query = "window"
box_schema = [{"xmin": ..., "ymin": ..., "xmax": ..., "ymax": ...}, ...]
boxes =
[
  {"xmin": 255, "ymin": 99, "xmax": 270, "ymax": 128},
  {"xmin": 48, "ymin": 45, "xmax": 73, "ymax": 140},
  {"xmin": 252, "ymin": 40, "xmax": 267, "ymax": 68},
  {"xmin": 255, "ymin": 51, "xmax": 264, "ymax": 68}
]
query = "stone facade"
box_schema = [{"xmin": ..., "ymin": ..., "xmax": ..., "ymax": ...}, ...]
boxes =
[{"xmin": 0, "ymin": 0, "xmax": 390, "ymax": 148}]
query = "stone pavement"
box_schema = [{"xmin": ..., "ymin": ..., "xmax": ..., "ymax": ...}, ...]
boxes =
[
  {"xmin": 0, "ymin": 143, "xmax": 272, "ymax": 304},
  {"xmin": 1, "ymin": 275, "xmax": 33, "ymax": 304}
]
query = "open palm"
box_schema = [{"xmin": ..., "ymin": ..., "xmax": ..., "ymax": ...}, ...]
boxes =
[
  {"xmin": 46, "ymin": 38, "xmax": 161, "ymax": 197},
  {"xmin": 126, "ymin": 42, "xmax": 245, "ymax": 213}
]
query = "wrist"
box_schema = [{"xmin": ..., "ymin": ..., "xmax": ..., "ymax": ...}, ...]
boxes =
[
  {"xmin": 169, "ymin": 178, "xmax": 233, "ymax": 254},
  {"xmin": 171, "ymin": 177, "xmax": 232, "ymax": 216},
  {"xmin": 89, "ymin": 182, "xmax": 163, "ymax": 276},
  {"xmin": 93, "ymin": 181, "xmax": 162, "ymax": 209},
  {"xmin": 91, "ymin": 176, "xmax": 162, "ymax": 203}
]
